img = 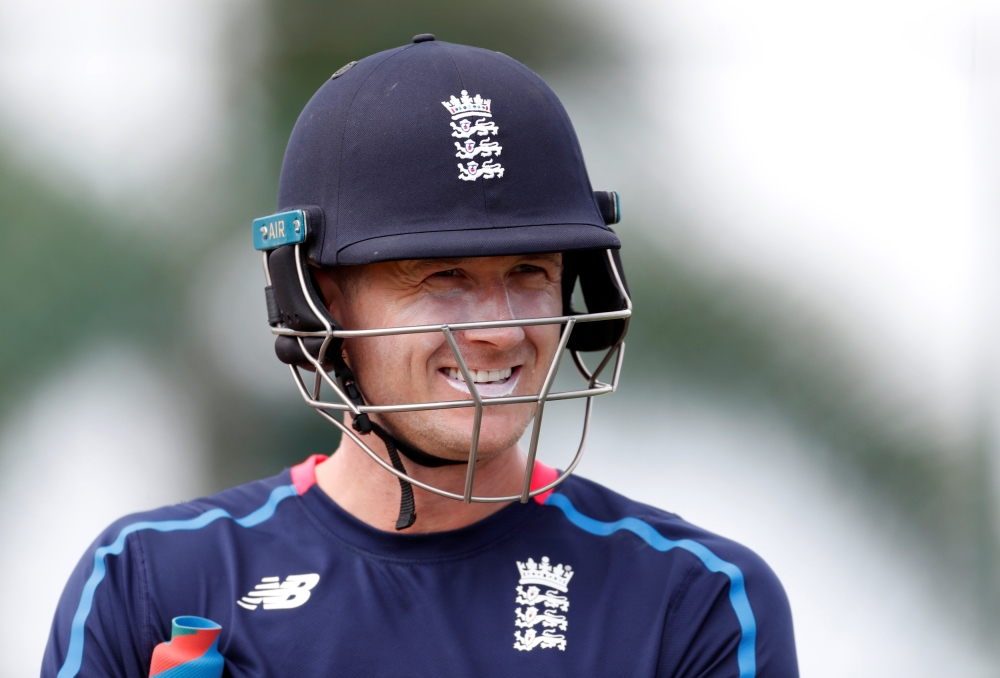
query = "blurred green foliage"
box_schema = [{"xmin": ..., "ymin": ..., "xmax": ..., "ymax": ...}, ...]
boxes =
[{"xmin": 0, "ymin": 155, "xmax": 176, "ymax": 408}]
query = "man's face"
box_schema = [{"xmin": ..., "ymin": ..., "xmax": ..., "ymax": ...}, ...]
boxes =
[{"xmin": 316, "ymin": 254, "xmax": 563, "ymax": 462}]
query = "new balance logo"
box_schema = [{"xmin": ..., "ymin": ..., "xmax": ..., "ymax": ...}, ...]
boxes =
[{"xmin": 236, "ymin": 574, "xmax": 320, "ymax": 611}]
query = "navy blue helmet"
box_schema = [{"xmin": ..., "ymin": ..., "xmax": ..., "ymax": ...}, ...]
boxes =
[{"xmin": 277, "ymin": 37, "xmax": 621, "ymax": 266}]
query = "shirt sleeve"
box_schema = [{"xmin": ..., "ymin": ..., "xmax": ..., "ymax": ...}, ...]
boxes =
[
  {"xmin": 656, "ymin": 549, "xmax": 799, "ymax": 678},
  {"xmin": 42, "ymin": 521, "xmax": 153, "ymax": 678}
]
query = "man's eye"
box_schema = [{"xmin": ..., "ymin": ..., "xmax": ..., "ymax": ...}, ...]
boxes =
[
  {"xmin": 430, "ymin": 269, "xmax": 459, "ymax": 278},
  {"xmin": 513, "ymin": 264, "xmax": 543, "ymax": 274}
]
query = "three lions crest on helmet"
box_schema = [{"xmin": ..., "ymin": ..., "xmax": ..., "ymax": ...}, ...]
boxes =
[{"xmin": 442, "ymin": 91, "xmax": 504, "ymax": 182}]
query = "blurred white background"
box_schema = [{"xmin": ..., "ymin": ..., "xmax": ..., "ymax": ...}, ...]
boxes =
[{"xmin": 573, "ymin": 0, "xmax": 998, "ymax": 439}]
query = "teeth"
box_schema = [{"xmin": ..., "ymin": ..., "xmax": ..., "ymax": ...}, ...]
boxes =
[{"xmin": 445, "ymin": 367, "xmax": 513, "ymax": 383}]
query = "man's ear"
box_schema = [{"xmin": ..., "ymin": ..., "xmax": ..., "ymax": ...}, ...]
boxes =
[{"xmin": 309, "ymin": 263, "xmax": 348, "ymax": 322}]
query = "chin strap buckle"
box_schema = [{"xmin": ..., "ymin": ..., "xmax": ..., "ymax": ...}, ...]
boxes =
[
  {"xmin": 333, "ymin": 361, "xmax": 373, "ymax": 434},
  {"xmin": 351, "ymin": 412, "xmax": 373, "ymax": 434}
]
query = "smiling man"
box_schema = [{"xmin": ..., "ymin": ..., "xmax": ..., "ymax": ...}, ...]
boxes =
[
  {"xmin": 310, "ymin": 253, "xmax": 565, "ymax": 533},
  {"xmin": 43, "ymin": 37, "xmax": 798, "ymax": 677}
]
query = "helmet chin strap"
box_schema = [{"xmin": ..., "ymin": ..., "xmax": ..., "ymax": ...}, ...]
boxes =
[
  {"xmin": 330, "ymin": 349, "xmax": 463, "ymax": 531},
  {"xmin": 368, "ymin": 424, "xmax": 418, "ymax": 530}
]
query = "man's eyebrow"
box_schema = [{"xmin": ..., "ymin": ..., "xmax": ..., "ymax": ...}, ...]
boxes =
[
  {"xmin": 517, "ymin": 252, "xmax": 562, "ymax": 263},
  {"xmin": 407, "ymin": 254, "xmax": 562, "ymax": 270},
  {"xmin": 408, "ymin": 258, "xmax": 475, "ymax": 269}
]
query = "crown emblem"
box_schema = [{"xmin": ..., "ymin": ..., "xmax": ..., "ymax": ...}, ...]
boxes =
[
  {"xmin": 441, "ymin": 90, "xmax": 492, "ymax": 119},
  {"xmin": 516, "ymin": 557, "xmax": 574, "ymax": 593}
]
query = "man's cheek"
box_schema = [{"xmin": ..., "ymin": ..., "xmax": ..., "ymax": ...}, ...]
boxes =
[
  {"xmin": 355, "ymin": 339, "xmax": 402, "ymax": 390},
  {"xmin": 511, "ymin": 291, "xmax": 561, "ymax": 320},
  {"xmin": 386, "ymin": 336, "xmax": 438, "ymax": 392},
  {"xmin": 531, "ymin": 326, "xmax": 561, "ymax": 358}
]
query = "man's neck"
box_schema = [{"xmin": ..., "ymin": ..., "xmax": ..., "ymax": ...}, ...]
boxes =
[{"xmin": 314, "ymin": 434, "xmax": 528, "ymax": 533}]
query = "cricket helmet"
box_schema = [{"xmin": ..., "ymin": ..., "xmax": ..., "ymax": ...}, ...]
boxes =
[{"xmin": 253, "ymin": 36, "xmax": 631, "ymax": 528}]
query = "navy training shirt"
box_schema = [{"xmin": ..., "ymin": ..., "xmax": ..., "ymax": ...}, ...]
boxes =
[{"xmin": 43, "ymin": 456, "xmax": 798, "ymax": 677}]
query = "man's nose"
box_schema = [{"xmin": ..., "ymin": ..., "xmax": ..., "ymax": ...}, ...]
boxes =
[
  {"xmin": 459, "ymin": 283, "xmax": 525, "ymax": 351},
  {"xmin": 461, "ymin": 324, "xmax": 526, "ymax": 352}
]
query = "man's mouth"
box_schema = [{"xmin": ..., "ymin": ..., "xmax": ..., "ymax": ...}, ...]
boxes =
[
  {"xmin": 444, "ymin": 367, "xmax": 513, "ymax": 383},
  {"xmin": 440, "ymin": 365, "xmax": 521, "ymax": 397}
]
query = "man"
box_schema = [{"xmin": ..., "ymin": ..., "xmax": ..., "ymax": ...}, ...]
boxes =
[{"xmin": 44, "ymin": 36, "xmax": 798, "ymax": 677}]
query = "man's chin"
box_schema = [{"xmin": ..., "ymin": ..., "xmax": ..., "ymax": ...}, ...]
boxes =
[
  {"xmin": 380, "ymin": 430, "xmax": 521, "ymax": 463},
  {"xmin": 407, "ymin": 435, "xmax": 523, "ymax": 464},
  {"xmin": 378, "ymin": 416, "xmax": 528, "ymax": 464}
]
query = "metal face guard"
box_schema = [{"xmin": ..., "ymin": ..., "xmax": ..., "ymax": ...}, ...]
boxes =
[{"xmin": 264, "ymin": 245, "xmax": 632, "ymax": 504}]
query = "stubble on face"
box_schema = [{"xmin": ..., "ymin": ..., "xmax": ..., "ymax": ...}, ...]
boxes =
[
  {"xmin": 352, "ymin": 333, "xmax": 551, "ymax": 461},
  {"xmin": 321, "ymin": 255, "xmax": 563, "ymax": 462}
]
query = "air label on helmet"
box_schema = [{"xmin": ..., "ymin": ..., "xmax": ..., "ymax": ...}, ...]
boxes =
[{"xmin": 253, "ymin": 210, "xmax": 307, "ymax": 250}]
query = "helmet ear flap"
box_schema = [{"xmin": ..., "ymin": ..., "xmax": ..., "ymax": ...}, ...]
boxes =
[
  {"xmin": 563, "ymin": 248, "xmax": 630, "ymax": 352},
  {"xmin": 266, "ymin": 244, "xmax": 343, "ymax": 367}
]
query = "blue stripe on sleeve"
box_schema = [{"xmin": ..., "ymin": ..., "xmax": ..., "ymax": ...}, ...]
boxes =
[
  {"xmin": 544, "ymin": 492, "xmax": 758, "ymax": 678},
  {"xmin": 57, "ymin": 483, "xmax": 299, "ymax": 678}
]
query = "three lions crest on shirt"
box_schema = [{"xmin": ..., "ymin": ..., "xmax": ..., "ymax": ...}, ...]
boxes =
[{"xmin": 513, "ymin": 556, "xmax": 573, "ymax": 651}]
